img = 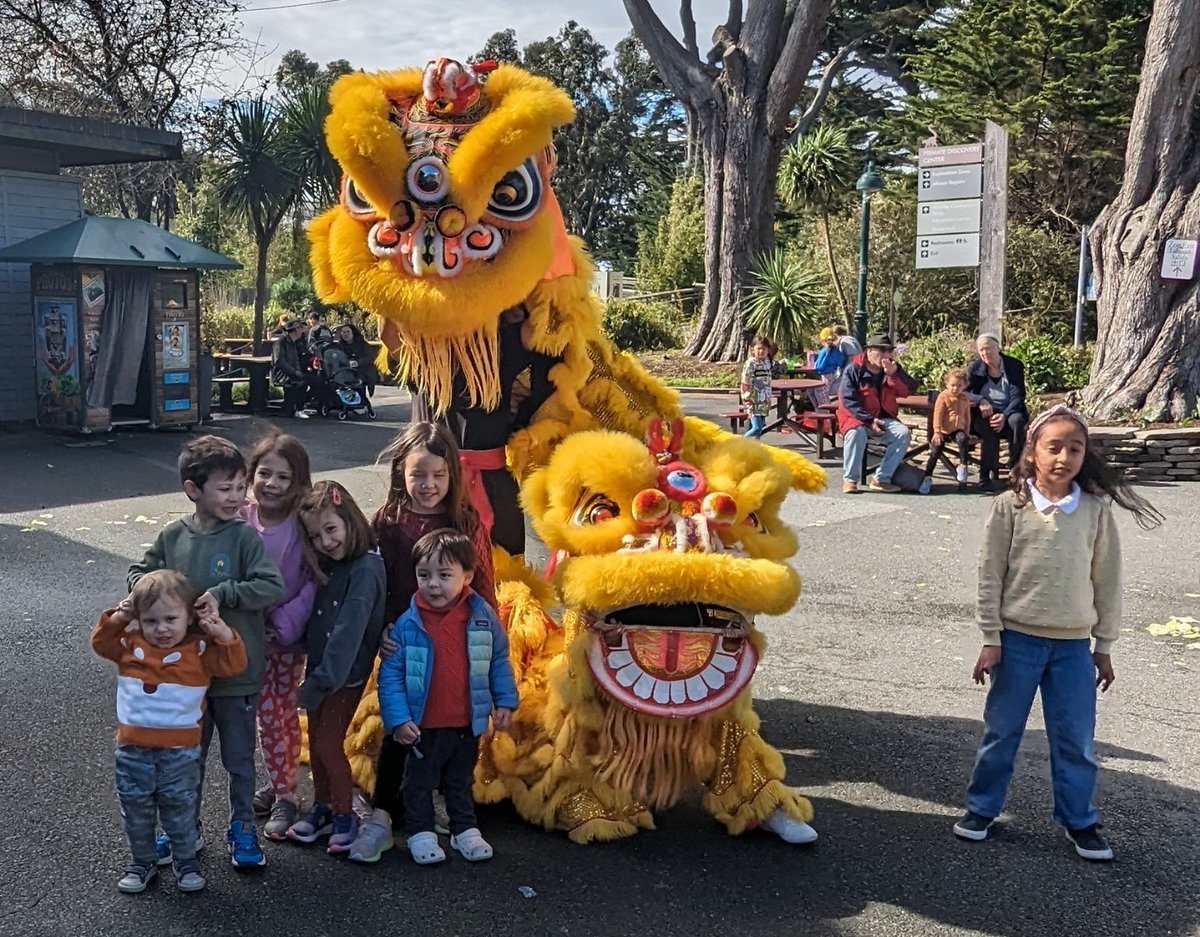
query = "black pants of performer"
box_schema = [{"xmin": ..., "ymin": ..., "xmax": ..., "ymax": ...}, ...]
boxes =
[
  {"xmin": 974, "ymin": 411, "xmax": 1028, "ymax": 479},
  {"xmin": 402, "ymin": 727, "xmax": 479, "ymax": 837},
  {"xmin": 481, "ymin": 467, "xmax": 524, "ymax": 555},
  {"xmin": 925, "ymin": 430, "xmax": 969, "ymax": 477},
  {"xmin": 372, "ymin": 734, "xmax": 408, "ymax": 826}
]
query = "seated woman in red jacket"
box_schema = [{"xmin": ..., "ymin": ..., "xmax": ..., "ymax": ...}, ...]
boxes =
[{"xmin": 836, "ymin": 333, "xmax": 917, "ymax": 494}]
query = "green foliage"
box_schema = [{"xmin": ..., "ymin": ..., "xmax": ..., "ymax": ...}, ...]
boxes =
[
  {"xmin": 1060, "ymin": 344, "xmax": 1094, "ymax": 390},
  {"xmin": 897, "ymin": 330, "xmax": 975, "ymax": 391},
  {"xmin": 636, "ymin": 174, "xmax": 706, "ymax": 293},
  {"xmin": 479, "ymin": 24, "xmax": 682, "ymax": 268},
  {"xmin": 744, "ymin": 251, "xmax": 828, "ymax": 354},
  {"xmin": 602, "ymin": 300, "xmax": 683, "ymax": 352},
  {"xmin": 889, "ymin": 0, "xmax": 1151, "ymax": 228},
  {"xmin": 271, "ymin": 276, "xmax": 317, "ymax": 314},
  {"xmin": 778, "ymin": 125, "xmax": 858, "ymax": 212},
  {"xmin": 199, "ymin": 304, "xmax": 284, "ymax": 348}
]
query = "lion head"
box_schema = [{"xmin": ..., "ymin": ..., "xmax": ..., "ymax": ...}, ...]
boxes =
[
  {"xmin": 308, "ymin": 59, "xmax": 576, "ymax": 411},
  {"xmin": 520, "ymin": 421, "xmax": 801, "ymax": 722}
]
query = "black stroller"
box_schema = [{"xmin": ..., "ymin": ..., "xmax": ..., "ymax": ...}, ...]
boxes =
[{"xmin": 309, "ymin": 341, "xmax": 376, "ymax": 421}]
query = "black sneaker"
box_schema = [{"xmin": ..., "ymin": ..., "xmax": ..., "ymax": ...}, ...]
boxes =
[
  {"xmin": 1066, "ymin": 825, "xmax": 1114, "ymax": 861},
  {"xmin": 978, "ymin": 476, "xmax": 996, "ymax": 492},
  {"xmin": 953, "ymin": 811, "xmax": 994, "ymax": 841}
]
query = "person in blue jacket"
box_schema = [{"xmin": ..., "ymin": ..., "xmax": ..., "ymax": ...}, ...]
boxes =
[{"xmin": 377, "ymin": 528, "xmax": 518, "ymax": 866}]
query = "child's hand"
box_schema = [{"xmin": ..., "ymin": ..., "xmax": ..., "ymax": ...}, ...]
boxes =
[
  {"xmin": 493, "ymin": 707, "xmax": 513, "ymax": 732},
  {"xmin": 1094, "ymin": 652, "xmax": 1116, "ymax": 692},
  {"xmin": 973, "ymin": 646, "xmax": 1002, "ymax": 684},
  {"xmin": 194, "ymin": 591, "xmax": 219, "ymax": 618},
  {"xmin": 393, "ymin": 721, "xmax": 420, "ymax": 745},
  {"xmin": 198, "ymin": 612, "xmax": 236, "ymax": 644},
  {"xmin": 932, "ymin": 432, "xmax": 944, "ymax": 447},
  {"xmin": 378, "ymin": 631, "xmax": 398, "ymax": 658},
  {"xmin": 112, "ymin": 596, "xmax": 137, "ymax": 627}
]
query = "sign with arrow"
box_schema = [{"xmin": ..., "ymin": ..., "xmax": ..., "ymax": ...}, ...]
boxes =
[
  {"xmin": 915, "ymin": 233, "xmax": 981, "ymax": 269},
  {"xmin": 1161, "ymin": 239, "xmax": 1198, "ymax": 280}
]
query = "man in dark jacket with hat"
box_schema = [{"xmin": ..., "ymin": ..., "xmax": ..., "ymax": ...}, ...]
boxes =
[
  {"xmin": 271, "ymin": 319, "xmax": 312, "ymax": 418},
  {"xmin": 836, "ymin": 333, "xmax": 917, "ymax": 493}
]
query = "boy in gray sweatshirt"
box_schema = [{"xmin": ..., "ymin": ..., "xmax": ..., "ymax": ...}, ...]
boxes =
[{"xmin": 128, "ymin": 435, "xmax": 284, "ymax": 869}]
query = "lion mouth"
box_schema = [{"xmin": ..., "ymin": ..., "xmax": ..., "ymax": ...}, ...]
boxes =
[{"xmin": 586, "ymin": 603, "xmax": 758, "ymax": 718}]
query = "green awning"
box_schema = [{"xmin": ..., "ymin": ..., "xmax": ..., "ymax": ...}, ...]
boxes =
[{"xmin": 0, "ymin": 216, "xmax": 240, "ymax": 269}]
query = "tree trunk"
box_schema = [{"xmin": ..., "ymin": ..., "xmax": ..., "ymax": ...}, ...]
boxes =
[
  {"xmin": 686, "ymin": 97, "xmax": 779, "ymax": 361},
  {"xmin": 253, "ymin": 240, "xmax": 269, "ymax": 356},
  {"xmin": 820, "ymin": 209, "xmax": 850, "ymax": 323},
  {"xmin": 1082, "ymin": 0, "xmax": 1200, "ymax": 422}
]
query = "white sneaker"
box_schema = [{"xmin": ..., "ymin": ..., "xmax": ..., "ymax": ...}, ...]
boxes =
[
  {"xmin": 761, "ymin": 807, "xmax": 818, "ymax": 844},
  {"xmin": 918, "ymin": 477, "xmax": 932, "ymax": 495},
  {"xmin": 956, "ymin": 465, "xmax": 969, "ymax": 484}
]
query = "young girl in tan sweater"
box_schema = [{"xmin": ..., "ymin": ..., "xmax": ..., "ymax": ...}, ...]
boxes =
[
  {"xmin": 954, "ymin": 405, "xmax": 1162, "ymax": 861},
  {"xmin": 920, "ymin": 368, "xmax": 974, "ymax": 493}
]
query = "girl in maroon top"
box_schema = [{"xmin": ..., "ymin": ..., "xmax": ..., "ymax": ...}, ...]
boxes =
[{"xmin": 346, "ymin": 422, "xmax": 496, "ymax": 862}]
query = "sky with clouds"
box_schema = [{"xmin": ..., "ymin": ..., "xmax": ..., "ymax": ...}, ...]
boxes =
[{"xmin": 227, "ymin": 0, "xmax": 730, "ymax": 82}]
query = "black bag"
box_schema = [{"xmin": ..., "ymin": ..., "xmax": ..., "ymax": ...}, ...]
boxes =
[{"xmin": 891, "ymin": 460, "xmax": 927, "ymax": 493}]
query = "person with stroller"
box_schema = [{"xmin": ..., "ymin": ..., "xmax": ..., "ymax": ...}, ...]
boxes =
[
  {"xmin": 271, "ymin": 319, "xmax": 312, "ymax": 419},
  {"xmin": 334, "ymin": 323, "xmax": 380, "ymax": 398}
]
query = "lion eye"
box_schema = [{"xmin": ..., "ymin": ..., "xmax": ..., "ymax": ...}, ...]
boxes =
[
  {"xmin": 342, "ymin": 176, "xmax": 375, "ymax": 216},
  {"xmin": 744, "ymin": 511, "xmax": 767, "ymax": 533},
  {"xmin": 573, "ymin": 495, "xmax": 619, "ymax": 526},
  {"xmin": 486, "ymin": 158, "xmax": 542, "ymax": 222}
]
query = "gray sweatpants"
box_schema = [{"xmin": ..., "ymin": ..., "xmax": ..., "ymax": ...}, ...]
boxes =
[{"xmin": 195, "ymin": 694, "xmax": 259, "ymax": 828}]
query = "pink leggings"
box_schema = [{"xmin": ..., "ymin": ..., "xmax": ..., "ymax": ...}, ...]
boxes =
[{"xmin": 257, "ymin": 649, "xmax": 306, "ymax": 804}]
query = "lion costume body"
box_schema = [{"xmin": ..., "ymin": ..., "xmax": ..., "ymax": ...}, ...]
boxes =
[{"xmin": 310, "ymin": 58, "xmax": 824, "ymax": 845}]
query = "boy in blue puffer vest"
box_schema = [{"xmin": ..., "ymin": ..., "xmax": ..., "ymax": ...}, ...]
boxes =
[{"xmin": 376, "ymin": 528, "xmax": 518, "ymax": 866}]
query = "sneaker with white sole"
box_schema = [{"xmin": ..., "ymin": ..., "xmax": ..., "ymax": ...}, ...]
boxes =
[
  {"xmin": 173, "ymin": 859, "xmax": 206, "ymax": 893},
  {"xmin": 953, "ymin": 811, "xmax": 994, "ymax": 841},
  {"xmin": 264, "ymin": 798, "xmax": 298, "ymax": 841},
  {"xmin": 155, "ymin": 828, "xmax": 203, "ymax": 867},
  {"xmin": 956, "ymin": 465, "xmax": 969, "ymax": 484},
  {"xmin": 1066, "ymin": 825, "xmax": 1113, "ymax": 861},
  {"xmin": 761, "ymin": 807, "xmax": 819, "ymax": 844},
  {"xmin": 918, "ymin": 477, "xmax": 933, "ymax": 495},
  {"xmin": 327, "ymin": 812, "xmax": 360, "ymax": 855},
  {"xmin": 227, "ymin": 821, "xmax": 267, "ymax": 868},
  {"xmin": 348, "ymin": 809, "xmax": 395, "ymax": 863},
  {"xmin": 287, "ymin": 803, "xmax": 334, "ymax": 844},
  {"xmin": 450, "ymin": 827, "xmax": 494, "ymax": 861},
  {"xmin": 117, "ymin": 862, "xmax": 158, "ymax": 894}
]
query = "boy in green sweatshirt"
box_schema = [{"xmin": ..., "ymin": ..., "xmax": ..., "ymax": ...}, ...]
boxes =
[{"xmin": 128, "ymin": 435, "xmax": 284, "ymax": 869}]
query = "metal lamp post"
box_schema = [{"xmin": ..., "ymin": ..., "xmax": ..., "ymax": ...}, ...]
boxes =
[{"xmin": 853, "ymin": 160, "xmax": 886, "ymax": 347}]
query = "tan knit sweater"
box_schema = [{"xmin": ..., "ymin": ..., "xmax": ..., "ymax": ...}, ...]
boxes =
[{"xmin": 976, "ymin": 489, "xmax": 1122, "ymax": 654}]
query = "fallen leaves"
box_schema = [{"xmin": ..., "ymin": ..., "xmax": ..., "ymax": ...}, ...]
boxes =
[{"xmin": 1146, "ymin": 617, "xmax": 1200, "ymax": 642}]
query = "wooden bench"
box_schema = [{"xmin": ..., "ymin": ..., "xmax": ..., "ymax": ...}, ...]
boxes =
[
  {"xmin": 212, "ymin": 375, "xmax": 245, "ymax": 412},
  {"xmin": 722, "ymin": 410, "xmax": 749, "ymax": 432}
]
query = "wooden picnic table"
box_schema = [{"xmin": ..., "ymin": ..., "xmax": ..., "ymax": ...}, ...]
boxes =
[
  {"xmin": 212, "ymin": 353, "xmax": 273, "ymax": 413},
  {"xmin": 761, "ymin": 378, "xmax": 837, "ymax": 456}
]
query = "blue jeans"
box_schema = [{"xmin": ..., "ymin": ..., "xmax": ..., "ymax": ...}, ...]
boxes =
[
  {"xmin": 842, "ymin": 419, "xmax": 910, "ymax": 483},
  {"xmin": 196, "ymin": 694, "xmax": 259, "ymax": 828},
  {"xmin": 965, "ymin": 630, "xmax": 1100, "ymax": 829},
  {"xmin": 115, "ymin": 745, "xmax": 201, "ymax": 866},
  {"xmin": 743, "ymin": 414, "xmax": 767, "ymax": 438}
]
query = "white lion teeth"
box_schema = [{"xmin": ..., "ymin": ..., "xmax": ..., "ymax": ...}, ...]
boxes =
[
  {"xmin": 606, "ymin": 649, "xmax": 633, "ymax": 669},
  {"xmin": 700, "ymin": 665, "xmax": 725, "ymax": 690},
  {"xmin": 670, "ymin": 680, "xmax": 687, "ymax": 704},
  {"xmin": 632, "ymin": 672, "xmax": 656, "ymax": 700},
  {"xmin": 711, "ymin": 652, "xmax": 738, "ymax": 673},
  {"xmin": 652, "ymin": 680, "xmax": 671, "ymax": 705},
  {"xmin": 614, "ymin": 662, "xmax": 641, "ymax": 688},
  {"xmin": 685, "ymin": 675, "xmax": 708, "ymax": 701}
]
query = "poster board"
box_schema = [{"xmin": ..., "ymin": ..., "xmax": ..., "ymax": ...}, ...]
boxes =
[
  {"xmin": 32, "ymin": 265, "xmax": 84, "ymax": 431},
  {"xmin": 80, "ymin": 267, "xmax": 111, "ymax": 431},
  {"xmin": 152, "ymin": 271, "xmax": 199, "ymax": 425}
]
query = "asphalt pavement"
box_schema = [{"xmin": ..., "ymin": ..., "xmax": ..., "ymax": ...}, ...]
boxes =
[{"xmin": 1, "ymin": 387, "xmax": 1198, "ymax": 937}]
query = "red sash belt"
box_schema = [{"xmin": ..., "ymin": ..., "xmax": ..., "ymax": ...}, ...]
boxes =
[{"xmin": 459, "ymin": 447, "xmax": 507, "ymax": 532}]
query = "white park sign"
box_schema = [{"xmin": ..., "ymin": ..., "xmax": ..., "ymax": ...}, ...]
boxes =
[
  {"xmin": 917, "ymin": 198, "xmax": 982, "ymax": 236},
  {"xmin": 917, "ymin": 165, "xmax": 983, "ymax": 202},
  {"xmin": 916, "ymin": 233, "xmax": 981, "ymax": 269},
  {"xmin": 1161, "ymin": 239, "xmax": 1198, "ymax": 280}
]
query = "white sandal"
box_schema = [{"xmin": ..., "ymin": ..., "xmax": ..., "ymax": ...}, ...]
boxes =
[
  {"xmin": 406, "ymin": 831, "xmax": 446, "ymax": 865},
  {"xmin": 450, "ymin": 827, "xmax": 494, "ymax": 862}
]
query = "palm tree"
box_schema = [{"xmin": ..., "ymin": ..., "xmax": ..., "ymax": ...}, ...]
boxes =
[
  {"xmin": 213, "ymin": 96, "xmax": 301, "ymax": 353},
  {"xmin": 778, "ymin": 125, "xmax": 858, "ymax": 326},
  {"xmin": 744, "ymin": 249, "xmax": 828, "ymax": 355}
]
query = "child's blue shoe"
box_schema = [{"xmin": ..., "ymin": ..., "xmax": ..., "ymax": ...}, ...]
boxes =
[
  {"xmin": 155, "ymin": 828, "xmax": 204, "ymax": 866},
  {"xmin": 227, "ymin": 820, "xmax": 267, "ymax": 869}
]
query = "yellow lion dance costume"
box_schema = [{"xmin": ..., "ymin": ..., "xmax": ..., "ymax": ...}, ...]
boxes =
[{"xmin": 309, "ymin": 58, "xmax": 825, "ymax": 845}]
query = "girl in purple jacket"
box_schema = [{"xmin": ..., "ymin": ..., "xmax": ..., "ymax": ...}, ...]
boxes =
[{"xmin": 240, "ymin": 432, "xmax": 319, "ymax": 840}]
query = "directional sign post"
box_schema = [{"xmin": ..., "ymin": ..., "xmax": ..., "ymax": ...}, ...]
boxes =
[
  {"xmin": 916, "ymin": 234, "xmax": 981, "ymax": 269},
  {"xmin": 917, "ymin": 199, "xmax": 982, "ymax": 236},
  {"xmin": 918, "ymin": 165, "xmax": 983, "ymax": 202}
]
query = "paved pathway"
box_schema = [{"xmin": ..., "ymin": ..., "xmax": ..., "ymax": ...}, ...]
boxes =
[{"xmin": 1, "ymin": 389, "xmax": 1197, "ymax": 937}]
